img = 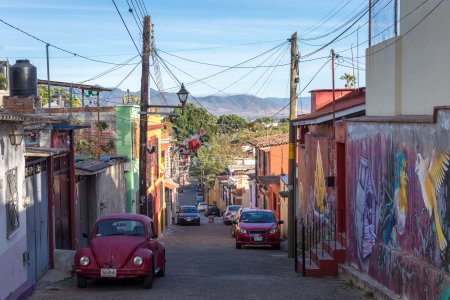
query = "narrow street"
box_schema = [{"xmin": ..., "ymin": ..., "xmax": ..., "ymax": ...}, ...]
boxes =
[{"xmin": 30, "ymin": 183, "xmax": 367, "ymax": 300}]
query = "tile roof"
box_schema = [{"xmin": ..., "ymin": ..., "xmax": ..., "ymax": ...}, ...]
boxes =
[
  {"xmin": 292, "ymin": 88, "xmax": 365, "ymax": 125},
  {"xmin": 247, "ymin": 133, "xmax": 289, "ymax": 148}
]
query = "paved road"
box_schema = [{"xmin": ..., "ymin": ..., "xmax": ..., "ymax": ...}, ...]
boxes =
[{"xmin": 31, "ymin": 182, "xmax": 367, "ymax": 300}]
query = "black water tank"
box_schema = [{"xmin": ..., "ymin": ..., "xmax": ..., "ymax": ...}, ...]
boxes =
[{"xmin": 10, "ymin": 59, "xmax": 37, "ymax": 97}]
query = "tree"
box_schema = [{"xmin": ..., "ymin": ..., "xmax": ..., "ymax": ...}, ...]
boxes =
[
  {"xmin": 38, "ymin": 85, "xmax": 81, "ymax": 107},
  {"xmin": 169, "ymin": 102, "xmax": 218, "ymax": 142},
  {"xmin": 0, "ymin": 73, "xmax": 7, "ymax": 90},
  {"xmin": 339, "ymin": 73, "xmax": 356, "ymax": 88},
  {"xmin": 217, "ymin": 114, "xmax": 247, "ymax": 134}
]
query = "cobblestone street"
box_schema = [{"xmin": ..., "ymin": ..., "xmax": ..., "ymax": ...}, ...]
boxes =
[{"xmin": 31, "ymin": 186, "xmax": 367, "ymax": 300}]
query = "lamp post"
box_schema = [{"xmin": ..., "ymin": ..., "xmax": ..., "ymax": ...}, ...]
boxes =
[
  {"xmin": 176, "ymin": 83, "xmax": 189, "ymax": 114},
  {"xmin": 9, "ymin": 128, "xmax": 24, "ymax": 150}
]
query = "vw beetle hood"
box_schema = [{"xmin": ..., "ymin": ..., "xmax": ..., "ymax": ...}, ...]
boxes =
[{"xmin": 90, "ymin": 236, "xmax": 146, "ymax": 268}]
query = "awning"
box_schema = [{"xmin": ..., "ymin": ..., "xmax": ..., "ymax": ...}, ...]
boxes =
[
  {"xmin": 164, "ymin": 179, "xmax": 179, "ymax": 190},
  {"xmin": 25, "ymin": 147, "xmax": 69, "ymax": 157},
  {"xmin": 257, "ymin": 175, "xmax": 280, "ymax": 185}
]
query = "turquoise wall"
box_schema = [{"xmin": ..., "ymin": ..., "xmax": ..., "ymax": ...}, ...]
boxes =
[{"xmin": 115, "ymin": 105, "xmax": 140, "ymax": 213}]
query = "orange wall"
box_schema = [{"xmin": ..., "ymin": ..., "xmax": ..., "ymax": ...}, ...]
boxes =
[
  {"xmin": 311, "ymin": 89, "xmax": 353, "ymax": 112},
  {"xmin": 269, "ymin": 144, "xmax": 289, "ymax": 175}
]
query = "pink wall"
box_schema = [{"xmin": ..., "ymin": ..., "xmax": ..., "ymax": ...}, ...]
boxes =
[
  {"xmin": 346, "ymin": 111, "xmax": 450, "ymax": 299},
  {"xmin": 310, "ymin": 89, "xmax": 353, "ymax": 112}
]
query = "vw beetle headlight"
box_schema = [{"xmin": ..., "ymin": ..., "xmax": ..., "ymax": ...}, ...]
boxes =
[
  {"xmin": 80, "ymin": 256, "xmax": 90, "ymax": 266},
  {"xmin": 133, "ymin": 256, "xmax": 143, "ymax": 266},
  {"xmin": 240, "ymin": 228, "xmax": 247, "ymax": 234}
]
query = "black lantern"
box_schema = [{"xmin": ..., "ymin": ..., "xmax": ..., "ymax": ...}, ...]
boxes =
[
  {"xmin": 9, "ymin": 128, "xmax": 24, "ymax": 150},
  {"xmin": 176, "ymin": 83, "xmax": 189, "ymax": 105}
]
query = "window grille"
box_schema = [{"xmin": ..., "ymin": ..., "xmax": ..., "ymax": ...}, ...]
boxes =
[{"xmin": 6, "ymin": 168, "xmax": 19, "ymax": 238}]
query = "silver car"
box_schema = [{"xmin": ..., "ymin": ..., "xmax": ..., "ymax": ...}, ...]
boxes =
[
  {"xmin": 197, "ymin": 202, "xmax": 208, "ymax": 212},
  {"xmin": 222, "ymin": 205, "xmax": 241, "ymax": 225}
]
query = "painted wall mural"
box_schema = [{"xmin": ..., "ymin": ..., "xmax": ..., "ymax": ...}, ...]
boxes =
[
  {"xmin": 347, "ymin": 110, "xmax": 450, "ymax": 300},
  {"xmin": 314, "ymin": 142, "xmax": 327, "ymax": 213}
]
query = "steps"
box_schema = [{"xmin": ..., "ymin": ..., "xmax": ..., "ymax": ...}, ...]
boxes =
[{"xmin": 296, "ymin": 237, "xmax": 346, "ymax": 277}]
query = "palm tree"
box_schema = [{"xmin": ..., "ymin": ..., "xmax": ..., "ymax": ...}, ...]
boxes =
[{"xmin": 340, "ymin": 73, "xmax": 356, "ymax": 88}]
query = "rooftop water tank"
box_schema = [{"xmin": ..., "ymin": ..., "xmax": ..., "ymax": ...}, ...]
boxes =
[{"xmin": 10, "ymin": 59, "xmax": 37, "ymax": 97}]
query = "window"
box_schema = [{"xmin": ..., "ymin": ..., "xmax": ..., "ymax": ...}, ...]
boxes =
[{"xmin": 6, "ymin": 168, "xmax": 20, "ymax": 239}]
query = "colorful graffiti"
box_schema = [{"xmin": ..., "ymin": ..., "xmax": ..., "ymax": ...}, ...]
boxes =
[
  {"xmin": 415, "ymin": 150, "xmax": 449, "ymax": 251},
  {"xmin": 346, "ymin": 112, "xmax": 450, "ymax": 300},
  {"xmin": 355, "ymin": 156, "xmax": 377, "ymax": 271},
  {"xmin": 314, "ymin": 142, "xmax": 326, "ymax": 213}
]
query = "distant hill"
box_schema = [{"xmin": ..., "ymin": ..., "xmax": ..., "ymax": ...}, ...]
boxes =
[{"xmin": 96, "ymin": 88, "xmax": 310, "ymax": 120}]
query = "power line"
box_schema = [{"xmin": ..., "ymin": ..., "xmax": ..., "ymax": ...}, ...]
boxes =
[
  {"xmin": 0, "ymin": 18, "xmax": 137, "ymax": 66},
  {"xmin": 156, "ymin": 48, "xmax": 290, "ymax": 69},
  {"xmin": 111, "ymin": 0, "xmax": 142, "ymax": 56},
  {"xmin": 269, "ymin": 58, "xmax": 331, "ymax": 119}
]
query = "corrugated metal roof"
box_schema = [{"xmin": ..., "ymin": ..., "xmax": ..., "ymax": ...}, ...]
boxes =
[{"xmin": 75, "ymin": 160, "xmax": 112, "ymax": 173}]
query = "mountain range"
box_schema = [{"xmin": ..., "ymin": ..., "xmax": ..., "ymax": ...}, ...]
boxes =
[{"xmin": 98, "ymin": 88, "xmax": 310, "ymax": 120}]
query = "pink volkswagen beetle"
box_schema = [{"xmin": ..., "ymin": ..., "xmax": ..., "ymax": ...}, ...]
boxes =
[{"xmin": 74, "ymin": 213, "xmax": 166, "ymax": 289}]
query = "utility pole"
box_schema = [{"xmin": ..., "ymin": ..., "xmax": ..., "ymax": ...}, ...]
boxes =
[
  {"xmin": 139, "ymin": 15, "xmax": 151, "ymax": 215},
  {"xmin": 97, "ymin": 91, "xmax": 101, "ymax": 159},
  {"xmin": 46, "ymin": 44, "xmax": 51, "ymax": 115},
  {"xmin": 288, "ymin": 32, "xmax": 298, "ymax": 259},
  {"xmin": 331, "ymin": 49, "xmax": 336, "ymax": 134}
]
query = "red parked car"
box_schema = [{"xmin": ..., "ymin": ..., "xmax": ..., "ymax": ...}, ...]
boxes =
[
  {"xmin": 74, "ymin": 213, "xmax": 166, "ymax": 289},
  {"xmin": 234, "ymin": 209, "xmax": 283, "ymax": 250}
]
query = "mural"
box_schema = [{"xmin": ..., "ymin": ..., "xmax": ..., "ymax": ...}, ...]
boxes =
[
  {"xmin": 355, "ymin": 157, "xmax": 377, "ymax": 271},
  {"xmin": 314, "ymin": 142, "xmax": 326, "ymax": 213},
  {"xmin": 415, "ymin": 150, "xmax": 449, "ymax": 251},
  {"xmin": 346, "ymin": 112, "xmax": 450, "ymax": 300}
]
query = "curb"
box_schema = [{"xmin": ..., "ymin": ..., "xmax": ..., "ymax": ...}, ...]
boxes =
[{"xmin": 338, "ymin": 264, "xmax": 401, "ymax": 299}]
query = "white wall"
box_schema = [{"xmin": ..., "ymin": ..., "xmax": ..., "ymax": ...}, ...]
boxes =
[
  {"xmin": 0, "ymin": 122, "xmax": 28, "ymax": 300},
  {"xmin": 366, "ymin": 0, "xmax": 450, "ymax": 116}
]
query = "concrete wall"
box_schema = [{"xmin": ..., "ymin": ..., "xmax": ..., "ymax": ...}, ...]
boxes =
[
  {"xmin": 346, "ymin": 108, "xmax": 450, "ymax": 299},
  {"xmin": 86, "ymin": 162, "xmax": 126, "ymax": 231},
  {"xmin": 366, "ymin": 0, "xmax": 450, "ymax": 116},
  {"xmin": 115, "ymin": 105, "xmax": 140, "ymax": 213},
  {"xmin": 297, "ymin": 127, "xmax": 335, "ymax": 218},
  {"xmin": 0, "ymin": 122, "xmax": 28, "ymax": 300}
]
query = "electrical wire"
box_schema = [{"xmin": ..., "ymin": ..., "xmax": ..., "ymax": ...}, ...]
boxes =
[
  {"xmin": 0, "ymin": 18, "xmax": 138, "ymax": 66},
  {"xmin": 111, "ymin": 0, "xmax": 142, "ymax": 56}
]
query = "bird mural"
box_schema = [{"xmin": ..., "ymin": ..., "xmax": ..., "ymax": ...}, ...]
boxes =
[
  {"xmin": 415, "ymin": 150, "xmax": 449, "ymax": 251},
  {"xmin": 314, "ymin": 142, "xmax": 326, "ymax": 213},
  {"xmin": 394, "ymin": 152, "xmax": 408, "ymax": 235}
]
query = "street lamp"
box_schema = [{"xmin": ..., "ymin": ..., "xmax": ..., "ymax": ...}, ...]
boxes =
[
  {"xmin": 9, "ymin": 128, "xmax": 24, "ymax": 150},
  {"xmin": 143, "ymin": 83, "xmax": 189, "ymax": 116},
  {"xmin": 177, "ymin": 83, "xmax": 189, "ymax": 115}
]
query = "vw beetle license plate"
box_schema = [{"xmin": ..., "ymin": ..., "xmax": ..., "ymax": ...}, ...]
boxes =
[{"xmin": 101, "ymin": 268, "xmax": 117, "ymax": 277}]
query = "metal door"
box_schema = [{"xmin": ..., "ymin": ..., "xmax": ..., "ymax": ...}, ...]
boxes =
[{"xmin": 26, "ymin": 159, "xmax": 49, "ymax": 282}]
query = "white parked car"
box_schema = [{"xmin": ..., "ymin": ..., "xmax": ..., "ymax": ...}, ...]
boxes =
[{"xmin": 197, "ymin": 202, "xmax": 208, "ymax": 212}]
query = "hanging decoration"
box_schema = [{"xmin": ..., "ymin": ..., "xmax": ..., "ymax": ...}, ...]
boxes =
[{"xmin": 173, "ymin": 128, "xmax": 206, "ymax": 163}]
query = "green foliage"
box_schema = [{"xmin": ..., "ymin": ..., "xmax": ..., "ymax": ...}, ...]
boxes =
[
  {"xmin": 170, "ymin": 102, "xmax": 218, "ymax": 142},
  {"xmin": 340, "ymin": 73, "xmax": 356, "ymax": 88},
  {"xmin": 122, "ymin": 94, "xmax": 140, "ymax": 104},
  {"xmin": 217, "ymin": 114, "xmax": 247, "ymax": 134},
  {"xmin": 0, "ymin": 73, "xmax": 7, "ymax": 90},
  {"xmin": 195, "ymin": 134, "xmax": 241, "ymax": 187},
  {"xmin": 38, "ymin": 84, "xmax": 81, "ymax": 107}
]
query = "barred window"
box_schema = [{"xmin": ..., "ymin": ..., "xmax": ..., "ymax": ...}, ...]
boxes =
[{"xmin": 6, "ymin": 168, "xmax": 20, "ymax": 239}]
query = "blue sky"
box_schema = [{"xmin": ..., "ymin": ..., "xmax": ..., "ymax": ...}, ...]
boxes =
[{"xmin": 0, "ymin": 0, "xmax": 368, "ymax": 100}]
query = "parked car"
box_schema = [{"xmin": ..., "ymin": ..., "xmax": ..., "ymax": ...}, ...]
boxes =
[
  {"xmin": 223, "ymin": 205, "xmax": 242, "ymax": 225},
  {"xmin": 231, "ymin": 207, "xmax": 248, "ymax": 237},
  {"xmin": 196, "ymin": 196, "xmax": 205, "ymax": 206},
  {"xmin": 74, "ymin": 213, "xmax": 166, "ymax": 289},
  {"xmin": 197, "ymin": 202, "xmax": 208, "ymax": 212},
  {"xmin": 234, "ymin": 209, "xmax": 283, "ymax": 250},
  {"xmin": 205, "ymin": 204, "xmax": 221, "ymax": 217},
  {"xmin": 177, "ymin": 205, "xmax": 201, "ymax": 226}
]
